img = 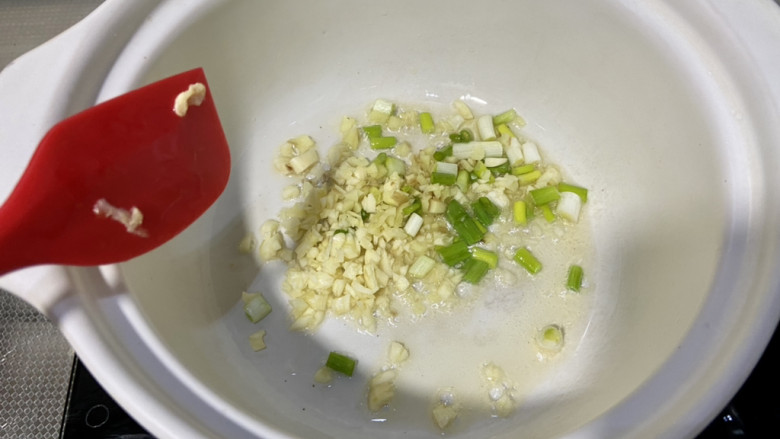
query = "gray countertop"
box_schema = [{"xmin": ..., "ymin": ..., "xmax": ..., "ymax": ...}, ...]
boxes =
[{"xmin": 0, "ymin": 2, "xmax": 104, "ymax": 438}]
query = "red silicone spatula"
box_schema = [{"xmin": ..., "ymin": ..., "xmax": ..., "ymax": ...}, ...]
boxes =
[{"xmin": 0, "ymin": 67, "xmax": 230, "ymax": 275}]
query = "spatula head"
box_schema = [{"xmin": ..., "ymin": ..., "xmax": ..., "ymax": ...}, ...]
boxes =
[{"xmin": 0, "ymin": 68, "xmax": 230, "ymax": 274}]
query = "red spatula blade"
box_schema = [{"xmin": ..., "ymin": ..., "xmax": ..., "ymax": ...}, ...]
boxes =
[{"xmin": 0, "ymin": 68, "xmax": 230, "ymax": 274}]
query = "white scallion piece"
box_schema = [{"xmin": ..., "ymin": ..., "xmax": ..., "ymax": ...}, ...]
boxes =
[
  {"xmin": 536, "ymin": 324, "xmax": 564, "ymax": 353},
  {"xmin": 452, "ymin": 141, "xmax": 503, "ymax": 160},
  {"xmin": 477, "ymin": 114, "xmax": 497, "ymax": 140},
  {"xmin": 435, "ymin": 161, "xmax": 458, "ymax": 176},
  {"xmin": 556, "ymin": 191, "xmax": 582, "ymax": 222},
  {"xmin": 453, "ymin": 100, "xmax": 474, "ymax": 119},
  {"xmin": 484, "ymin": 157, "xmax": 508, "ymax": 168},
  {"xmin": 404, "ymin": 212, "xmax": 424, "ymax": 237},
  {"xmin": 369, "ymin": 98, "xmax": 395, "ymax": 123},
  {"xmin": 372, "ymin": 98, "xmax": 394, "ymax": 115},
  {"xmin": 521, "ymin": 141, "xmax": 541, "ymax": 164},
  {"xmin": 505, "ymin": 137, "xmax": 524, "ymax": 166},
  {"xmin": 409, "ymin": 255, "xmax": 436, "ymax": 278},
  {"xmin": 244, "ymin": 294, "xmax": 272, "ymax": 323}
]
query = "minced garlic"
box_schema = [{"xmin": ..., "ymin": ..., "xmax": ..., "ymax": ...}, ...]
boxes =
[
  {"xmin": 92, "ymin": 198, "xmax": 147, "ymax": 237},
  {"xmin": 173, "ymin": 82, "xmax": 207, "ymax": 117},
  {"xmin": 253, "ymin": 99, "xmax": 580, "ymax": 334}
]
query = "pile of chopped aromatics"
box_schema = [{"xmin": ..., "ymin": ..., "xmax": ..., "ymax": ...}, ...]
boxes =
[{"xmin": 252, "ymin": 99, "xmax": 588, "ymax": 333}]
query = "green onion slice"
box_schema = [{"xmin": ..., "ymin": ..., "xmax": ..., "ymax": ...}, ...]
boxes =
[
  {"xmin": 461, "ymin": 258, "xmax": 491, "ymax": 284},
  {"xmin": 433, "ymin": 144, "xmax": 453, "ymax": 161},
  {"xmin": 402, "ymin": 198, "xmax": 422, "ymax": 216},
  {"xmin": 244, "ymin": 294, "xmax": 272, "ymax": 323},
  {"xmin": 514, "ymin": 247, "xmax": 542, "ymax": 274},
  {"xmin": 558, "ymin": 182, "xmax": 589, "ymax": 203},
  {"xmin": 326, "ymin": 352, "xmax": 357, "ymax": 377},
  {"xmin": 530, "ymin": 186, "xmax": 561, "ymax": 205},
  {"xmin": 409, "ymin": 255, "xmax": 436, "ymax": 278},
  {"xmin": 445, "ymin": 200, "xmax": 485, "ymax": 245},
  {"xmin": 420, "ymin": 112, "xmax": 435, "ymax": 134},
  {"xmin": 472, "ymin": 197, "xmax": 500, "ymax": 227},
  {"xmin": 456, "ymin": 169, "xmax": 470, "ymax": 193},
  {"xmin": 471, "ymin": 247, "xmax": 498, "ymax": 269},
  {"xmin": 567, "ymin": 265, "xmax": 584, "ymax": 292},
  {"xmin": 436, "ymin": 240, "xmax": 471, "ymax": 266},
  {"xmin": 492, "ymin": 109, "xmax": 518, "ymax": 126},
  {"xmin": 540, "ymin": 204, "xmax": 556, "ymax": 223},
  {"xmin": 370, "ymin": 136, "xmax": 398, "ymax": 150},
  {"xmin": 362, "ymin": 125, "xmax": 383, "ymax": 139}
]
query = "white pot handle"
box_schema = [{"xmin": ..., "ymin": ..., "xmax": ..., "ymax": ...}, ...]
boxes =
[{"xmin": 0, "ymin": 0, "xmax": 162, "ymax": 314}]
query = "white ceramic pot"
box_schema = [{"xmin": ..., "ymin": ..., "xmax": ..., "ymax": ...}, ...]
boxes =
[{"xmin": 2, "ymin": 1, "xmax": 780, "ymax": 438}]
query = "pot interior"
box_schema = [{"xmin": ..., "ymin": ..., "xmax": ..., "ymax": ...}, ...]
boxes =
[{"xmin": 117, "ymin": 1, "xmax": 740, "ymax": 437}]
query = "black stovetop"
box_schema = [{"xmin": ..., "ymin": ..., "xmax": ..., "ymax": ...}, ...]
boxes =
[{"xmin": 59, "ymin": 325, "xmax": 779, "ymax": 439}]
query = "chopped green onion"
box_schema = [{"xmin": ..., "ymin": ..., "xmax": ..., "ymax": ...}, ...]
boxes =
[
  {"xmin": 371, "ymin": 98, "xmax": 394, "ymax": 114},
  {"xmin": 433, "ymin": 144, "xmax": 453, "ymax": 161},
  {"xmin": 514, "ymin": 247, "xmax": 542, "ymax": 274},
  {"xmin": 370, "ymin": 136, "xmax": 398, "ymax": 150},
  {"xmin": 420, "ymin": 112, "xmax": 435, "ymax": 134},
  {"xmin": 459, "ymin": 129, "xmax": 474, "ymax": 142},
  {"xmin": 333, "ymin": 228, "xmax": 350, "ymax": 234},
  {"xmin": 472, "ymin": 161, "xmax": 489, "ymax": 179},
  {"xmin": 326, "ymin": 351, "xmax": 357, "ymax": 377},
  {"xmin": 432, "ymin": 172, "xmax": 457, "ymax": 185},
  {"xmin": 513, "ymin": 200, "xmax": 527, "ymax": 225},
  {"xmin": 361, "ymin": 209, "xmax": 370, "ymax": 222},
  {"xmin": 409, "ymin": 255, "xmax": 436, "ymax": 278},
  {"xmin": 385, "ymin": 156, "xmax": 406, "ymax": 176},
  {"xmin": 530, "ymin": 186, "xmax": 561, "ymax": 205},
  {"xmin": 472, "ymin": 197, "xmax": 500, "ymax": 227},
  {"xmin": 558, "ymin": 182, "xmax": 589, "ymax": 203},
  {"xmin": 244, "ymin": 294, "xmax": 272, "ymax": 323},
  {"xmin": 449, "ymin": 132, "xmax": 463, "ymax": 143},
  {"xmin": 461, "ymin": 258, "xmax": 491, "ymax": 284},
  {"xmin": 511, "ymin": 164, "xmax": 536, "ymax": 176},
  {"xmin": 567, "ymin": 265, "xmax": 584, "ymax": 292},
  {"xmin": 557, "ymin": 191, "xmax": 582, "ymax": 222},
  {"xmin": 517, "ymin": 170, "xmax": 542, "ymax": 185},
  {"xmin": 451, "ymin": 141, "xmax": 503, "ymax": 160},
  {"xmin": 404, "ymin": 212, "xmax": 424, "ymax": 237},
  {"xmin": 521, "ymin": 141, "xmax": 542, "ymax": 164},
  {"xmin": 525, "ymin": 195, "xmax": 536, "ymax": 221},
  {"xmin": 402, "ymin": 198, "xmax": 422, "ymax": 216},
  {"xmin": 477, "ymin": 114, "xmax": 497, "ymax": 140},
  {"xmin": 540, "ymin": 204, "xmax": 556, "ymax": 223},
  {"xmin": 506, "ymin": 137, "xmax": 523, "ymax": 166},
  {"xmin": 369, "ymin": 99, "xmax": 394, "ymax": 124},
  {"xmin": 373, "ymin": 152, "xmax": 388, "ymax": 165},
  {"xmin": 433, "ymin": 162, "xmax": 458, "ymax": 175},
  {"xmin": 456, "ymin": 169, "xmax": 470, "ymax": 193},
  {"xmin": 496, "ymin": 124, "xmax": 516, "ymax": 138},
  {"xmin": 484, "ymin": 157, "xmax": 508, "ymax": 168},
  {"xmin": 488, "ymin": 160, "xmax": 511, "ymax": 176},
  {"xmin": 362, "ymin": 125, "xmax": 383, "ymax": 139},
  {"xmin": 445, "ymin": 200, "xmax": 485, "ymax": 245},
  {"xmin": 471, "ymin": 247, "xmax": 498, "ymax": 269},
  {"xmin": 436, "ymin": 240, "xmax": 471, "ymax": 266},
  {"xmin": 492, "ymin": 109, "xmax": 518, "ymax": 126},
  {"xmin": 525, "ymin": 197, "xmax": 536, "ymax": 221},
  {"xmin": 433, "ymin": 161, "xmax": 458, "ymax": 184},
  {"xmin": 536, "ymin": 324, "xmax": 564, "ymax": 352}
]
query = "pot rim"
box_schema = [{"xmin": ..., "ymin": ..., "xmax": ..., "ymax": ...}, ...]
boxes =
[{"xmin": 5, "ymin": 0, "xmax": 780, "ymax": 438}]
